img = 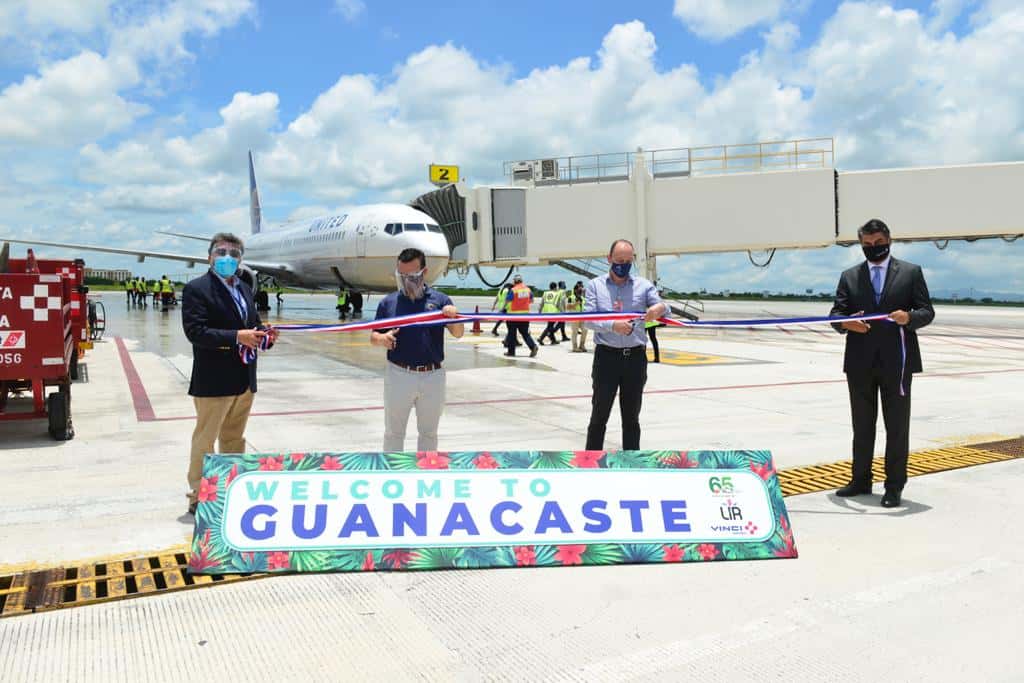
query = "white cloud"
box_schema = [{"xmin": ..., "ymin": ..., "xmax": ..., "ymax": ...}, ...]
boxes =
[
  {"xmin": 0, "ymin": 51, "xmax": 146, "ymax": 146},
  {"xmin": 334, "ymin": 0, "xmax": 366, "ymax": 22},
  {"xmin": 0, "ymin": 0, "xmax": 112, "ymax": 39},
  {"xmin": 673, "ymin": 0, "xmax": 790, "ymax": 41}
]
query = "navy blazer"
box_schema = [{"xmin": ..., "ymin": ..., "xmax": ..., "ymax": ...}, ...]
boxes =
[
  {"xmin": 182, "ymin": 270, "xmax": 264, "ymax": 397},
  {"xmin": 830, "ymin": 257, "xmax": 935, "ymax": 375}
]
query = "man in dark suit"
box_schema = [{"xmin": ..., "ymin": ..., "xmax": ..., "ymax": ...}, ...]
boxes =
[
  {"xmin": 831, "ymin": 219, "xmax": 934, "ymax": 507},
  {"xmin": 182, "ymin": 232, "xmax": 278, "ymax": 515}
]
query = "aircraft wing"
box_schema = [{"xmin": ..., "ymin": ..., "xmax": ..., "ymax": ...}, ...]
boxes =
[
  {"xmin": 155, "ymin": 229, "xmax": 211, "ymax": 242},
  {"xmin": 244, "ymin": 260, "xmax": 297, "ymax": 280},
  {"xmin": 0, "ymin": 236, "xmax": 207, "ymax": 267}
]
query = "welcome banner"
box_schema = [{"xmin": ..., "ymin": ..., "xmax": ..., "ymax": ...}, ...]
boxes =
[{"xmin": 190, "ymin": 450, "xmax": 797, "ymax": 574}]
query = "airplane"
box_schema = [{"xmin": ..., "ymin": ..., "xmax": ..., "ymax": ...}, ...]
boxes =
[{"xmin": 0, "ymin": 151, "xmax": 451, "ymax": 292}]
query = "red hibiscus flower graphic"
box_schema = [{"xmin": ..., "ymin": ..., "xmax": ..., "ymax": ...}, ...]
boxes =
[
  {"xmin": 514, "ymin": 546, "xmax": 537, "ymax": 566},
  {"xmin": 197, "ymin": 475, "xmax": 219, "ymax": 503},
  {"xmin": 290, "ymin": 452, "xmax": 305, "ymax": 464},
  {"xmin": 417, "ymin": 452, "xmax": 450, "ymax": 469},
  {"xmin": 226, "ymin": 464, "xmax": 239, "ymax": 486},
  {"xmin": 697, "ymin": 543, "xmax": 719, "ymax": 561},
  {"xmin": 750, "ymin": 460, "xmax": 775, "ymax": 480},
  {"xmin": 555, "ymin": 545, "xmax": 586, "ymax": 565},
  {"xmin": 362, "ymin": 552, "xmax": 376, "ymax": 571},
  {"xmin": 258, "ymin": 455, "xmax": 284, "ymax": 471},
  {"xmin": 473, "ymin": 453, "xmax": 499, "ymax": 469},
  {"xmin": 320, "ymin": 455, "xmax": 344, "ymax": 470},
  {"xmin": 662, "ymin": 544, "xmax": 684, "ymax": 562},
  {"xmin": 774, "ymin": 514, "xmax": 798, "ymax": 558},
  {"xmin": 660, "ymin": 452, "xmax": 697, "ymax": 468},
  {"xmin": 570, "ymin": 451, "xmax": 603, "ymax": 468},
  {"xmin": 383, "ymin": 549, "xmax": 413, "ymax": 568},
  {"xmin": 266, "ymin": 551, "xmax": 291, "ymax": 571}
]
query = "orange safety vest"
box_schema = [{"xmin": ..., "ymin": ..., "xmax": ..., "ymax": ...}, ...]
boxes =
[{"xmin": 508, "ymin": 283, "xmax": 532, "ymax": 313}]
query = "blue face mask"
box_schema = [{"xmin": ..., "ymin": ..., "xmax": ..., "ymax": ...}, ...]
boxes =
[
  {"xmin": 611, "ymin": 262, "xmax": 632, "ymax": 278},
  {"xmin": 213, "ymin": 256, "xmax": 239, "ymax": 278}
]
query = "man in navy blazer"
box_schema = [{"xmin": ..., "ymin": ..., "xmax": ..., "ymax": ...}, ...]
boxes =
[
  {"xmin": 831, "ymin": 219, "xmax": 934, "ymax": 507},
  {"xmin": 182, "ymin": 232, "xmax": 278, "ymax": 515}
]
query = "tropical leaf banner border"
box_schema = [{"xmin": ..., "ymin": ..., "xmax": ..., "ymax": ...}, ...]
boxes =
[{"xmin": 190, "ymin": 450, "xmax": 798, "ymax": 574}]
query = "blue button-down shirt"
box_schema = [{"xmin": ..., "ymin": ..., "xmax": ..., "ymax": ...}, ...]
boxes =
[
  {"xmin": 213, "ymin": 271, "xmax": 247, "ymax": 321},
  {"xmin": 584, "ymin": 273, "xmax": 665, "ymax": 348}
]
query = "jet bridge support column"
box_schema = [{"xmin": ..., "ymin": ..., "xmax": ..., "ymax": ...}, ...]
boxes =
[{"xmin": 633, "ymin": 149, "xmax": 654, "ymax": 282}]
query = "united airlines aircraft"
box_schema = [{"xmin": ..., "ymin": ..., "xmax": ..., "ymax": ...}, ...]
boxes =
[{"xmin": 0, "ymin": 152, "xmax": 451, "ymax": 292}]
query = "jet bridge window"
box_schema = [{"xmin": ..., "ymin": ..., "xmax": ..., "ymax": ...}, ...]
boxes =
[{"xmin": 404, "ymin": 223, "xmax": 426, "ymax": 231}]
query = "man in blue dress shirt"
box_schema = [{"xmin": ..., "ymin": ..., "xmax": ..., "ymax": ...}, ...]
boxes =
[
  {"xmin": 583, "ymin": 239, "xmax": 667, "ymax": 451},
  {"xmin": 371, "ymin": 248, "xmax": 464, "ymax": 452}
]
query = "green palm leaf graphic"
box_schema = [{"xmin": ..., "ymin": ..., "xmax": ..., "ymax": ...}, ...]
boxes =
[
  {"xmin": 498, "ymin": 451, "xmax": 535, "ymax": 468},
  {"xmin": 384, "ymin": 452, "xmax": 421, "ymax": 470},
  {"xmin": 408, "ymin": 547, "xmax": 463, "ymax": 569},
  {"xmin": 582, "ymin": 543, "xmax": 625, "ymax": 565},
  {"xmin": 619, "ymin": 543, "xmax": 663, "ymax": 563},
  {"xmin": 708, "ymin": 450, "xmax": 750, "ymax": 470},
  {"xmin": 605, "ymin": 451, "xmax": 657, "ymax": 469},
  {"xmin": 533, "ymin": 545, "xmax": 558, "ymax": 566},
  {"xmin": 330, "ymin": 549, "xmax": 376, "ymax": 570},
  {"xmin": 456, "ymin": 546, "xmax": 500, "ymax": 568},
  {"xmin": 342, "ymin": 452, "xmax": 393, "ymax": 471},
  {"xmin": 530, "ymin": 451, "xmax": 573, "ymax": 469},
  {"xmin": 291, "ymin": 551, "xmax": 333, "ymax": 572}
]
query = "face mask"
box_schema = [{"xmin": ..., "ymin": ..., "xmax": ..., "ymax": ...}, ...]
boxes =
[
  {"xmin": 395, "ymin": 268, "xmax": 426, "ymax": 299},
  {"xmin": 862, "ymin": 243, "xmax": 890, "ymax": 263},
  {"xmin": 610, "ymin": 262, "xmax": 632, "ymax": 278},
  {"xmin": 213, "ymin": 256, "xmax": 239, "ymax": 278}
]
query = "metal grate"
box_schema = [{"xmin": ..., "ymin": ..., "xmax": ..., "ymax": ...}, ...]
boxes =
[{"xmin": 2, "ymin": 436, "xmax": 1021, "ymax": 618}]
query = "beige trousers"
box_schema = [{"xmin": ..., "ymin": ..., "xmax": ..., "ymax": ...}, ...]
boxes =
[
  {"xmin": 383, "ymin": 363, "xmax": 446, "ymax": 452},
  {"xmin": 188, "ymin": 389, "xmax": 254, "ymax": 500},
  {"xmin": 571, "ymin": 321, "xmax": 589, "ymax": 351}
]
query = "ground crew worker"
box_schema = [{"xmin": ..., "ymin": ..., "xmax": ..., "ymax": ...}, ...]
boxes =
[
  {"xmin": 128, "ymin": 277, "xmax": 138, "ymax": 305},
  {"xmin": 124, "ymin": 277, "xmax": 133, "ymax": 304},
  {"xmin": 491, "ymin": 282, "xmax": 511, "ymax": 336},
  {"xmin": 336, "ymin": 288, "xmax": 349, "ymax": 320},
  {"xmin": 645, "ymin": 318, "xmax": 663, "ymax": 363},
  {"xmin": 554, "ymin": 280, "xmax": 570, "ymax": 342},
  {"xmin": 137, "ymin": 277, "xmax": 148, "ymax": 307},
  {"xmin": 160, "ymin": 275, "xmax": 174, "ymax": 310},
  {"xmin": 538, "ymin": 281, "xmax": 562, "ymax": 345},
  {"xmin": 504, "ymin": 274, "xmax": 538, "ymax": 357},
  {"xmin": 567, "ymin": 280, "xmax": 588, "ymax": 352},
  {"xmin": 275, "ymin": 283, "xmax": 284, "ymax": 306}
]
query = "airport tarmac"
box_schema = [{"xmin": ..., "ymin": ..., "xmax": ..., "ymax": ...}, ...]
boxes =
[{"xmin": 1, "ymin": 292, "xmax": 1022, "ymax": 680}]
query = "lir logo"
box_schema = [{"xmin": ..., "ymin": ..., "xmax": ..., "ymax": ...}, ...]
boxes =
[{"xmin": 719, "ymin": 499, "xmax": 743, "ymax": 521}]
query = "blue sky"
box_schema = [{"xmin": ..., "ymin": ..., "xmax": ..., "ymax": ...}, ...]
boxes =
[{"xmin": 0, "ymin": 0, "xmax": 1021, "ymax": 298}]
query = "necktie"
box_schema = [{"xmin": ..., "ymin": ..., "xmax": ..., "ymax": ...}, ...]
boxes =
[{"xmin": 871, "ymin": 266, "xmax": 882, "ymax": 306}]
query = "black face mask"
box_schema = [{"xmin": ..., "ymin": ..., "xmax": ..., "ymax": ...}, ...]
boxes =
[{"xmin": 862, "ymin": 243, "xmax": 890, "ymax": 263}]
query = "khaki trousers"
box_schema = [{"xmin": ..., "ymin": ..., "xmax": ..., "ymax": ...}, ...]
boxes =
[
  {"xmin": 571, "ymin": 321, "xmax": 589, "ymax": 350},
  {"xmin": 188, "ymin": 389, "xmax": 254, "ymax": 500},
  {"xmin": 383, "ymin": 363, "xmax": 446, "ymax": 452}
]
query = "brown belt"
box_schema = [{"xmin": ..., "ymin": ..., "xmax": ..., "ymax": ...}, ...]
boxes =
[{"xmin": 390, "ymin": 361, "xmax": 442, "ymax": 373}]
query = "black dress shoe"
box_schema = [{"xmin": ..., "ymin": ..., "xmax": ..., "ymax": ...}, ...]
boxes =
[
  {"xmin": 187, "ymin": 502, "xmax": 197, "ymax": 516},
  {"xmin": 881, "ymin": 490, "xmax": 902, "ymax": 508},
  {"xmin": 835, "ymin": 482, "xmax": 872, "ymax": 497}
]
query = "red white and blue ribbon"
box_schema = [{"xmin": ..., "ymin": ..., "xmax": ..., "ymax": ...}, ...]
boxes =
[{"xmin": 238, "ymin": 331, "xmax": 273, "ymax": 365}]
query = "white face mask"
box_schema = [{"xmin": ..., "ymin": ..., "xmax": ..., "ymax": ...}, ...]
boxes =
[{"xmin": 395, "ymin": 267, "xmax": 426, "ymax": 299}]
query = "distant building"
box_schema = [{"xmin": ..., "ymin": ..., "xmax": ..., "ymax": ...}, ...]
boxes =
[{"xmin": 85, "ymin": 268, "xmax": 132, "ymax": 282}]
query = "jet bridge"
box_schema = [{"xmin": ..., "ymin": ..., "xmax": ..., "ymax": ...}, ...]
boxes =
[{"xmin": 430, "ymin": 138, "xmax": 1024, "ymax": 281}]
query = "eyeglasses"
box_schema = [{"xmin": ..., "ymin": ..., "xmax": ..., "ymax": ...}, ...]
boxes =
[{"xmin": 212, "ymin": 247, "xmax": 243, "ymax": 258}]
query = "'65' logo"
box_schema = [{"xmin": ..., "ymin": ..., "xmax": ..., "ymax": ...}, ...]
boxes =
[
  {"xmin": 0, "ymin": 330, "xmax": 26, "ymax": 349},
  {"xmin": 708, "ymin": 476, "xmax": 735, "ymax": 495}
]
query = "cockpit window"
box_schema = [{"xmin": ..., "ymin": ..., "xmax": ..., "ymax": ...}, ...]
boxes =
[
  {"xmin": 385, "ymin": 223, "xmax": 403, "ymax": 235},
  {"xmin": 403, "ymin": 223, "xmax": 426, "ymax": 232},
  {"xmin": 426, "ymin": 223, "xmax": 442, "ymax": 233}
]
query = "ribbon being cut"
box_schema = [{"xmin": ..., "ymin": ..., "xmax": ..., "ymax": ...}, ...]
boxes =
[{"xmin": 241, "ymin": 308, "xmax": 903, "ymax": 391}]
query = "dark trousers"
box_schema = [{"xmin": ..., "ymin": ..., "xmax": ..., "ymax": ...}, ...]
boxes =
[
  {"xmin": 586, "ymin": 345, "xmax": 648, "ymax": 450},
  {"xmin": 491, "ymin": 320, "xmax": 504, "ymax": 334},
  {"xmin": 539, "ymin": 322, "xmax": 558, "ymax": 344},
  {"xmin": 847, "ymin": 367, "xmax": 913, "ymax": 491},
  {"xmin": 554, "ymin": 321, "xmax": 569, "ymax": 340},
  {"xmin": 646, "ymin": 325, "xmax": 660, "ymax": 361},
  {"xmin": 504, "ymin": 321, "xmax": 536, "ymax": 354}
]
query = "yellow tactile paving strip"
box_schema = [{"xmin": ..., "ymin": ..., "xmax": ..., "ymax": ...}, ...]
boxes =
[{"xmin": 2, "ymin": 436, "xmax": 1021, "ymax": 619}]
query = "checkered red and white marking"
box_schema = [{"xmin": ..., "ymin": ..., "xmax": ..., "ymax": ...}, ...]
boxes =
[{"xmin": 19, "ymin": 283, "xmax": 62, "ymax": 322}]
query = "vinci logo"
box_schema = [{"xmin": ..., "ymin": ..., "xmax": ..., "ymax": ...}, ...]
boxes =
[{"xmin": 0, "ymin": 330, "xmax": 26, "ymax": 349}]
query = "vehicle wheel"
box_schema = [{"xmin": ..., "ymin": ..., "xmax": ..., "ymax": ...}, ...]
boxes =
[{"xmin": 47, "ymin": 389, "xmax": 74, "ymax": 441}]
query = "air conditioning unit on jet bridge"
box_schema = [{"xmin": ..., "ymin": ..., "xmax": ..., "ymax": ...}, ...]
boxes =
[{"xmin": 511, "ymin": 159, "xmax": 560, "ymax": 184}]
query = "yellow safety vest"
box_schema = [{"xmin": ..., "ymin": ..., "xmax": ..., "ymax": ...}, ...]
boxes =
[
  {"xmin": 337, "ymin": 293, "xmax": 347, "ymax": 306},
  {"xmin": 160, "ymin": 278, "xmax": 172, "ymax": 294},
  {"xmin": 493, "ymin": 286, "xmax": 510, "ymax": 311},
  {"xmin": 566, "ymin": 292, "xmax": 584, "ymax": 312},
  {"xmin": 541, "ymin": 290, "xmax": 560, "ymax": 314}
]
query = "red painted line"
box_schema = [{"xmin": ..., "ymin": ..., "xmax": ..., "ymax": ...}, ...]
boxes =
[
  {"xmin": 138, "ymin": 365, "xmax": 1024, "ymax": 422},
  {"xmin": 114, "ymin": 336, "xmax": 156, "ymax": 422}
]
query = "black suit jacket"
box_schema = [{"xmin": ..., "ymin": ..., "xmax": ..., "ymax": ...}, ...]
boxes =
[
  {"xmin": 182, "ymin": 270, "xmax": 264, "ymax": 397},
  {"xmin": 830, "ymin": 257, "xmax": 934, "ymax": 375}
]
